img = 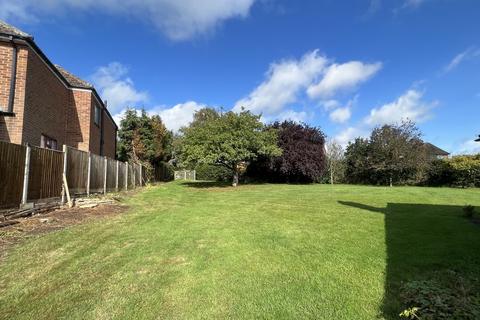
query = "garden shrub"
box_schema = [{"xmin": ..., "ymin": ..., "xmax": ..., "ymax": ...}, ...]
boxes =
[
  {"xmin": 426, "ymin": 155, "xmax": 480, "ymax": 187},
  {"xmin": 195, "ymin": 163, "xmax": 231, "ymax": 182},
  {"xmin": 400, "ymin": 271, "xmax": 480, "ymax": 319},
  {"xmin": 463, "ymin": 205, "xmax": 476, "ymax": 219},
  {"xmin": 153, "ymin": 162, "xmax": 174, "ymax": 181}
]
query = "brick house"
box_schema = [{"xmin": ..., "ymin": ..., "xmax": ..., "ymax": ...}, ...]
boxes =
[{"xmin": 0, "ymin": 20, "xmax": 117, "ymax": 158}]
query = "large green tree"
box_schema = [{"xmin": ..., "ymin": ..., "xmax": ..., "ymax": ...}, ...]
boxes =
[
  {"xmin": 117, "ymin": 109, "xmax": 172, "ymax": 165},
  {"xmin": 180, "ymin": 109, "xmax": 281, "ymax": 186},
  {"xmin": 344, "ymin": 121, "xmax": 427, "ymax": 186}
]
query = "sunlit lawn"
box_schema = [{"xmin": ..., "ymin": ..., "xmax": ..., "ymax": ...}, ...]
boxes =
[{"xmin": 1, "ymin": 182, "xmax": 479, "ymax": 319}]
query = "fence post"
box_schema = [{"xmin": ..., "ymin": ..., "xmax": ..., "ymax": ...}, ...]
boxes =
[
  {"xmin": 193, "ymin": 170, "xmax": 196, "ymax": 181},
  {"xmin": 86, "ymin": 152, "xmax": 91, "ymax": 197},
  {"xmin": 61, "ymin": 145, "xmax": 68, "ymax": 204},
  {"xmin": 125, "ymin": 162, "xmax": 128, "ymax": 191},
  {"xmin": 115, "ymin": 160, "xmax": 119, "ymax": 192},
  {"xmin": 139, "ymin": 164, "xmax": 142, "ymax": 187},
  {"xmin": 21, "ymin": 144, "xmax": 31, "ymax": 206},
  {"xmin": 103, "ymin": 156, "xmax": 107, "ymax": 195},
  {"xmin": 133, "ymin": 163, "xmax": 136, "ymax": 188}
]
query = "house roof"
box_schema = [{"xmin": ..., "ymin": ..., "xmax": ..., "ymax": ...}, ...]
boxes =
[
  {"xmin": 55, "ymin": 65, "xmax": 93, "ymax": 89},
  {"xmin": 424, "ymin": 143, "xmax": 449, "ymax": 156},
  {"xmin": 0, "ymin": 19, "xmax": 117, "ymax": 130},
  {"xmin": 0, "ymin": 20, "xmax": 32, "ymax": 39}
]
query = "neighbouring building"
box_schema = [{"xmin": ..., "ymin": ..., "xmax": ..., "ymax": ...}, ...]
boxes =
[
  {"xmin": 0, "ymin": 20, "xmax": 117, "ymax": 158},
  {"xmin": 424, "ymin": 143, "xmax": 450, "ymax": 161}
]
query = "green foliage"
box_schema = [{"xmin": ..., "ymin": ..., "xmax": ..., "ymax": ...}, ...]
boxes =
[
  {"xmin": 399, "ymin": 307, "xmax": 420, "ymax": 319},
  {"xmin": 153, "ymin": 161, "xmax": 174, "ymax": 182},
  {"xmin": 117, "ymin": 108, "xmax": 173, "ymax": 166},
  {"xmin": 345, "ymin": 121, "xmax": 427, "ymax": 186},
  {"xmin": 426, "ymin": 155, "xmax": 480, "ymax": 187},
  {"xmin": 400, "ymin": 271, "xmax": 480, "ymax": 319},
  {"xmin": 463, "ymin": 205, "xmax": 476, "ymax": 218},
  {"xmin": 179, "ymin": 108, "xmax": 281, "ymax": 185},
  {"xmin": 194, "ymin": 163, "xmax": 231, "ymax": 182}
]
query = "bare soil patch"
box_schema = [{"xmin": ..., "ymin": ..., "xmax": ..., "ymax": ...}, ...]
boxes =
[{"xmin": 0, "ymin": 203, "xmax": 129, "ymax": 260}]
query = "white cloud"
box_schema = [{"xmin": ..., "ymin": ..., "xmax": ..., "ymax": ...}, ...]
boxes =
[
  {"xmin": 91, "ymin": 62, "xmax": 148, "ymax": 114},
  {"xmin": 322, "ymin": 99, "xmax": 341, "ymax": 111},
  {"xmin": 403, "ymin": 0, "xmax": 426, "ymax": 8},
  {"xmin": 334, "ymin": 127, "xmax": 368, "ymax": 147},
  {"xmin": 307, "ymin": 61, "xmax": 382, "ymax": 99},
  {"xmin": 363, "ymin": 0, "xmax": 382, "ymax": 18},
  {"xmin": 235, "ymin": 50, "xmax": 381, "ymax": 124},
  {"xmin": 234, "ymin": 50, "xmax": 328, "ymax": 116},
  {"xmin": 333, "ymin": 89, "xmax": 437, "ymax": 146},
  {"xmin": 149, "ymin": 101, "xmax": 205, "ymax": 132},
  {"xmin": 329, "ymin": 107, "xmax": 351, "ymax": 124},
  {"xmin": 261, "ymin": 109, "xmax": 309, "ymax": 124},
  {"xmin": 443, "ymin": 47, "xmax": 480, "ymax": 73},
  {"xmin": 365, "ymin": 89, "xmax": 436, "ymax": 126},
  {"xmin": 455, "ymin": 139, "xmax": 480, "ymax": 155},
  {"xmin": 0, "ymin": 0, "xmax": 256, "ymax": 40}
]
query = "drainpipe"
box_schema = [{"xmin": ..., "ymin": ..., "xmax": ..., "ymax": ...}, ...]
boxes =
[{"xmin": 8, "ymin": 36, "xmax": 18, "ymax": 113}]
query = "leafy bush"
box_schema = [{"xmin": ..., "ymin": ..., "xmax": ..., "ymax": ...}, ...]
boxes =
[
  {"xmin": 153, "ymin": 162, "xmax": 174, "ymax": 181},
  {"xmin": 463, "ymin": 205, "xmax": 476, "ymax": 219},
  {"xmin": 400, "ymin": 271, "xmax": 480, "ymax": 319},
  {"xmin": 247, "ymin": 121, "xmax": 326, "ymax": 183},
  {"xmin": 195, "ymin": 164, "xmax": 231, "ymax": 182},
  {"xmin": 426, "ymin": 155, "xmax": 480, "ymax": 188}
]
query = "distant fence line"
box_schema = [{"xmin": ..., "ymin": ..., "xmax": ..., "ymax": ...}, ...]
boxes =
[
  {"xmin": 174, "ymin": 170, "xmax": 196, "ymax": 181},
  {"xmin": 0, "ymin": 140, "xmax": 147, "ymax": 209}
]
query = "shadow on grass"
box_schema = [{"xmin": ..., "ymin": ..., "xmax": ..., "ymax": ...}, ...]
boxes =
[
  {"xmin": 181, "ymin": 181, "xmax": 270, "ymax": 189},
  {"xmin": 181, "ymin": 181, "xmax": 232, "ymax": 189},
  {"xmin": 338, "ymin": 201, "xmax": 480, "ymax": 319}
]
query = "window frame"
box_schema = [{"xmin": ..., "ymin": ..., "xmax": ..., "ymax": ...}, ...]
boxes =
[
  {"xmin": 40, "ymin": 134, "xmax": 58, "ymax": 150},
  {"xmin": 94, "ymin": 105, "xmax": 101, "ymax": 126}
]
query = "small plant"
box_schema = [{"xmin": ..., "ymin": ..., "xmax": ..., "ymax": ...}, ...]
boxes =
[
  {"xmin": 399, "ymin": 307, "xmax": 420, "ymax": 319},
  {"xmin": 400, "ymin": 271, "xmax": 480, "ymax": 319},
  {"xmin": 463, "ymin": 205, "xmax": 476, "ymax": 219}
]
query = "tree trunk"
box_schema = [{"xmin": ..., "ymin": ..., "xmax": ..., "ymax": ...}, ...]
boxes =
[
  {"xmin": 232, "ymin": 170, "xmax": 239, "ymax": 187},
  {"xmin": 330, "ymin": 167, "xmax": 334, "ymax": 185}
]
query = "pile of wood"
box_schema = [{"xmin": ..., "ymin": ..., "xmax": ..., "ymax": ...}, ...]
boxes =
[
  {"xmin": 0, "ymin": 202, "xmax": 60, "ymax": 227},
  {"xmin": 74, "ymin": 197, "xmax": 116, "ymax": 208},
  {"xmin": 0, "ymin": 196, "xmax": 117, "ymax": 228}
]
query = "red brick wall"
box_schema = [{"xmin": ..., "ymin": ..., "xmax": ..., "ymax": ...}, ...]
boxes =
[
  {"xmin": 0, "ymin": 40, "xmax": 116, "ymax": 157},
  {"xmin": 89, "ymin": 98, "xmax": 101, "ymax": 155},
  {"xmin": 87, "ymin": 96, "xmax": 117, "ymax": 158},
  {"xmin": 103, "ymin": 111, "xmax": 117, "ymax": 158},
  {"xmin": 68, "ymin": 89, "xmax": 92, "ymax": 152},
  {"xmin": 0, "ymin": 42, "xmax": 28, "ymax": 145},
  {"xmin": 22, "ymin": 46, "xmax": 70, "ymax": 149}
]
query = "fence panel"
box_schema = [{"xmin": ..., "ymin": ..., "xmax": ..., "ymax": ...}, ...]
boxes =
[
  {"xmin": 135, "ymin": 164, "xmax": 141, "ymax": 186},
  {"xmin": 128, "ymin": 163, "xmax": 135, "ymax": 188},
  {"xmin": 174, "ymin": 170, "xmax": 196, "ymax": 181},
  {"xmin": 0, "ymin": 141, "xmax": 26, "ymax": 208},
  {"xmin": 90, "ymin": 154, "xmax": 105, "ymax": 193},
  {"xmin": 66, "ymin": 147, "xmax": 89, "ymax": 195},
  {"xmin": 106, "ymin": 158, "xmax": 117, "ymax": 192},
  {"xmin": 118, "ymin": 161, "xmax": 126, "ymax": 190},
  {"xmin": 27, "ymin": 146, "xmax": 63, "ymax": 201}
]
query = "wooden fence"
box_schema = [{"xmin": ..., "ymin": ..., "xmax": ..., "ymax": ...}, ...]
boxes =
[
  {"xmin": 174, "ymin": 170, "xmax": 196, "ymax": 181},
  {"xmin": 0, "ymin": 141, "xmax": 146, "ymax": 209}
]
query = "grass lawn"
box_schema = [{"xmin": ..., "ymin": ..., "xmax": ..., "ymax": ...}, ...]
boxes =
[{"xmin": 1, "ymin": 182, "xmax": 479, "ymax": 319}]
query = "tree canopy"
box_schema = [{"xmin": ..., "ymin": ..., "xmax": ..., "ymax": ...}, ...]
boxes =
[
  {"xmin": 179, "ymin": 108, "xmax": 281, "ymax": 186},
  {"xmin": 248, "ymin": 121, "xmax": 326, "ymax": 183},
  {"xmin": 117, "ymin": 109, "xmax": 172, "ymax": 165},
  {"xmin": 345, "ymin": 121, "xmax": 427, "ymax": 186}
]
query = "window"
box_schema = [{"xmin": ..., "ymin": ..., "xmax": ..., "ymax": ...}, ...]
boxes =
[
  {"xmin": 41, "ymin": 134, "xmax": 58, "ymax": 150},
  {"xmin": 94, "ymin": 105, "xmax": 101, "ymax": 126}
]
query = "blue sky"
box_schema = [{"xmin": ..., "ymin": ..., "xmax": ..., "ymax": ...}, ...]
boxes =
[{"xmin": 1, "ymin": 0, "xmax": 479, "ymax": 153}]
